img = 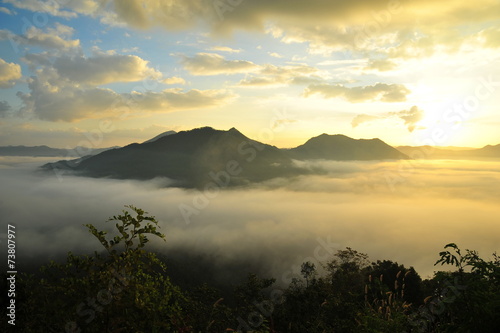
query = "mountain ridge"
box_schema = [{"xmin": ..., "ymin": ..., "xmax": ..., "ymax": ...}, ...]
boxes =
[
  {"xmin": 0, "ymin": 145, "xmax": 118, "ymax": 157},
  {"xmin": 46, "ymin": 127, "xmax": 299, "ymax": 187},
  {"xmin": 396, "ymin": 144, "xmax": 500, "ymax": 160},
  {"xmin": 41, "ymin": 127, "xmax": 411, "ymax": 188},
  {"xmin": 288, "ymin": 133, "xmax": 408, "ymax": 161}
]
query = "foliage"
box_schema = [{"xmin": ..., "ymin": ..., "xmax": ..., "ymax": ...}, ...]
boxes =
[
  {"xmin": 300, "ymin": 261, "xmax": 316, "ymax": 287},
  {"xmin": 15, "ymin": 205, "xmax": 185, "ymax": 332},
  {"xmin": 8, "ymin": 209, "xmax": 499, "ymax": 333},
  {"xmin": 414, "ymin": 243, "xmax": 500, "ymax": 332}
]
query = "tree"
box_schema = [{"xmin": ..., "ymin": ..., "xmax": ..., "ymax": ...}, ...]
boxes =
[
  {"xmin": 428, "ymin": 243, "xmax": 500, "ymax": 332},
  {"xmin": 16, "ymin": 205, "xmax": 187, "ymax": 332},
  {"xmin": 367, "ymin": 260, "xmax": 423, "ymax": 306},
  {"xmin": 301, "ymin": 261, "xmax": 316, "ymax": 287}
]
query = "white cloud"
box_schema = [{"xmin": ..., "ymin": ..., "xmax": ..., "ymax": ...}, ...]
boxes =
[
  {"xmin": 3, "ymin": 0, "xmax": 77, "ymax": 18},
  {"xmin": 163, "ymin": 76, "xmax": 186, "ymax": 85},
  {"xmin": 0, "ymin": 23, "xmax": 80, "ymax": 51},
  {"xmin": 10, "ymin": 44, "xmax": 235, "ymax": 122},
  {"xmin": 479, "ymin": 27, "xmax": 500, "ymax": 48},
  {"xmin": 209, "ymin": 46, "xmax": 241, "ymax": 53},
  {"xmin": 179, "ymin": 53, "xmax": 259, "ymax": 76},
  {"xmin": 121, "ymin": 46, "xmax": 139, "ymax": 53},
  {"xmin": 364, "ymin": 59, "xmax": 397, "ymax": 72},
  {"xmin": 0, "ymin": 58, "xmax": 22, "ymax": 88},
  {"xmin": 351, "ymin": 114, "xmax": 381, "ymax": 128},
  {"xmin": 53, "ymin": 54, "xmax": 161, "ymax": 85},
  {"xmin": 304, "ymin": 82, "xmax": 411, "ymax": 103},
  {"xmin": 5, "ymin": 0, "xmax": 500, "ymax": 61},
  {"xmin": 238, "ymin": 64, "xmax": 324, "ymax": 87},
  {"xmin": 390, "ymin": 106, "xmax": 425, "ymax": 132},
  {"xmin": 352, "ymin": 105, "xmax": 425, "ymax": 132},
  {"xmin": 19, "ymin": 71, "xmax": 236, "ymax": 122},
  {"xmin": 124, "ymin": 88, "xmax": 236, "ymax": 114},
  {"xmin": 0, "ymin": 6, "xmax": 14, "ymax": 15}
]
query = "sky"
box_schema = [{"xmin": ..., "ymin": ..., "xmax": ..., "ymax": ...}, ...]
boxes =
[{"xmin": 0, "ymin": 0, "xmax": 499, "ymax": 148}]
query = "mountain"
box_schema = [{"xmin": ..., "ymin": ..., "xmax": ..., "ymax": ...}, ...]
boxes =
[
  {"xmin": 44, "ymin": 127, "xmax": 301, "ymax": 188},
  {"xmin": 397, "ymin": 144, "xmax": 500, "ymax": 159},
  {"xmin": 471, "ymin": 144, "xmax": 500, "ymax": 158},
  {"xmin": 42, "ymin": 128, "xmax": 411, "ymax": 187},
  {"xmin": 287, "ymin": 134, "xmax": 408, "ymax": 161},
  {"xmin": 0, "ymin": 145, "xmax": 117, "ymax": 157},
  {"xmin": 142, "ymin": 130, "xmax": 177, "ymax": 144}
]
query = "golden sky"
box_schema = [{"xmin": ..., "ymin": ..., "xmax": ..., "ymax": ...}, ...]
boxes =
[{"xmin": 0, "ymin": 0, "xmax": 499, "ymax": 148}]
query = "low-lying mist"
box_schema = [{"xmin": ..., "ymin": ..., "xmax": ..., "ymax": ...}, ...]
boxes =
[{"xmin": 1, "ymin": 156, "xmax": 499, "ymax": 287}]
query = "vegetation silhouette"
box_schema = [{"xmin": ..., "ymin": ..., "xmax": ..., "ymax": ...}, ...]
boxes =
[{"xmin": 3, "ymin": 206, "xmax": 499, "ymax": 332}]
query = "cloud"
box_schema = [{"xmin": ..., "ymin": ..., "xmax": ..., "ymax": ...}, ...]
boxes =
[
  {"xmin": 238, "ymin": 64, "xmax": 323, "ymax": 87},
  {"xmin": 352, "ymin": 105, "xmax": 424, "ymax": 132},
  {"xmin": 99, "ymin": 0, "xmax": 213, "ymax": 30},
  {"xmin": 304, "ymin": 83, "xmax": 410, "ymax": 102},
  {"xmin": 179, "ymin": 53, "xmax": 259, "ymax": 76},
  {"xmin": 0, "ymin": 100, "xmax": 11, "ymax": 116},
  {"xmin": 5, "ymin": 0, "xmax": 500, "ymax": 61},
  {"xmin": 163, "ymin": 76, "xmax": 186, "ymax": 85},
  {"xmin": 0, "ymin": 7, "xmax": 14, "ymax": 15},
  {"xmin": 3, "ymin": 0, "xmax": 77, "ymax": 18},
  {"xmin": 0, "ymin": 23, "xmax": 80, "ymax": 51},
  {"xmin": 271, "ymin": 118, "xmax": 297, "ymax": 130},
  {"xmin": 5, "ymin": 1, "xmax": 498, "ymax": 65},
  {"xmin": 0, "ymin": 58, "xmax": 22, "ymax": 88},
  {"xmin": 250, "ymin": 1, "xmax": 500, "ymax": 57},
  {"xmin": 12, "ymin": 48, "xmax": 235, "ymax": 122},
  {"xmin": 364, "ymin": 59, "xmax": 397, "ymax": 72},
  {"xmin": 18, "ymin": 73, "xmax": 236, "ymax": 121},
  {"xmin": 390, "ymin": 106, "xmax": 425, "ymax": 132},
  {"xmin": 123, "ymin": 88, "xmax": 236, "ymax": 113},
  {"xmin": 3, "ymin": 0, "xmax": 102, "ymax": 18},
  {"xmin": 21, "ymin": 52, "xmax": 53, "ymax": 71},
  {"xmin": 53, "ymin": 54, "xmax": 161, "ymax": 85},
  {"xmin": 18, "ymin": 76, "xmax": 121, "ymax": 121},
  {"xmin": 1, "ymin": 158, "xmax": 500, "ymax": 282},
  {"xmin": 103, "ymin": 1, "xmax": 500, "ymax": 59},
  {"xmin": 269, "ymin": 52, "xmax": 283, "ymax": 58},
  {"xmin": 209, "ymin": 46, "xmax": 241, "ymax": 53},
  {"xmin": 480, "ymin": 27, "xmax": 500, "ymax": 48},
  {"xmin": 351, "ymin": 114, "xmax": 381, "ymax": 128}
]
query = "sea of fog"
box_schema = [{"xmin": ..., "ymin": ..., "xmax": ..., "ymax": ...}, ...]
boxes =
[{"xmin": 1, "ymin": 156, "xmax": 499, "ymax": 283}]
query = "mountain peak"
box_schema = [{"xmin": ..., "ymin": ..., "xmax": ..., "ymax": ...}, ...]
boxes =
[
  {"xmin": 46, "ymin": 126, "xmax": 297, "ymax": 187},
  {"xmin": 290, "ymin": 133, "xmax": 408, "ymax": 161},
  {"xmin": 41, "ymin": 127, "xmax": 411, "ymax": 187},
  {"xmin": 142, "ymin": 130, "xmax": 177, "ymax": 144}
]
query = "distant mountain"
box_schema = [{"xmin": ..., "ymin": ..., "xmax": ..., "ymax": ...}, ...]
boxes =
[
  {"xmin": 44, "ymin": 127, "xmax": 301, "ymax": 188},
  {"xmin": 142, "ymin": 130, "xmax": 177, "ymax": 144},
  {"xmin": 0, "ymin": 145, "xmax": 117, "ymax": 157},
  {"xmin": 397, "ymin": 144, "xmax": 500, "ymax": 159},
  {"xmin": 473, "ymin": 144, "xmax": 500, "ymax": 157},
  {"xmin": 287, "ymin": 134, "xmax": 408, "ymax": 161},
  {"xmin": 42, "ymin": 128, "xmax": 412, "ymax": 187}
]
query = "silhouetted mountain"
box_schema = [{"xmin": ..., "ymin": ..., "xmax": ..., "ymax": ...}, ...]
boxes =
[
  {"xmin": 42, "ymin": 128, "xmax": 413, "ymax": 187},
  {"xmin": 287, "ymin": 134, "xmax": 408, "ymax": 160},
  {"xmin": 473, "ymin": 144, "xmax": 500, "ymax": 157},
  {"xmin": 0, "ymin": 145, "xmax": 117, "ymax": 157},
  {"xmin": 142, "ymin": 130, "xmax": 177, "ymax": 144},
  {"xmin": 44, "ymin": 127, "xmax": 301, "ymax": 187},
  {"xmin": 397, "ymin": 144, "xmax": 500, "ymax": 159}
]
